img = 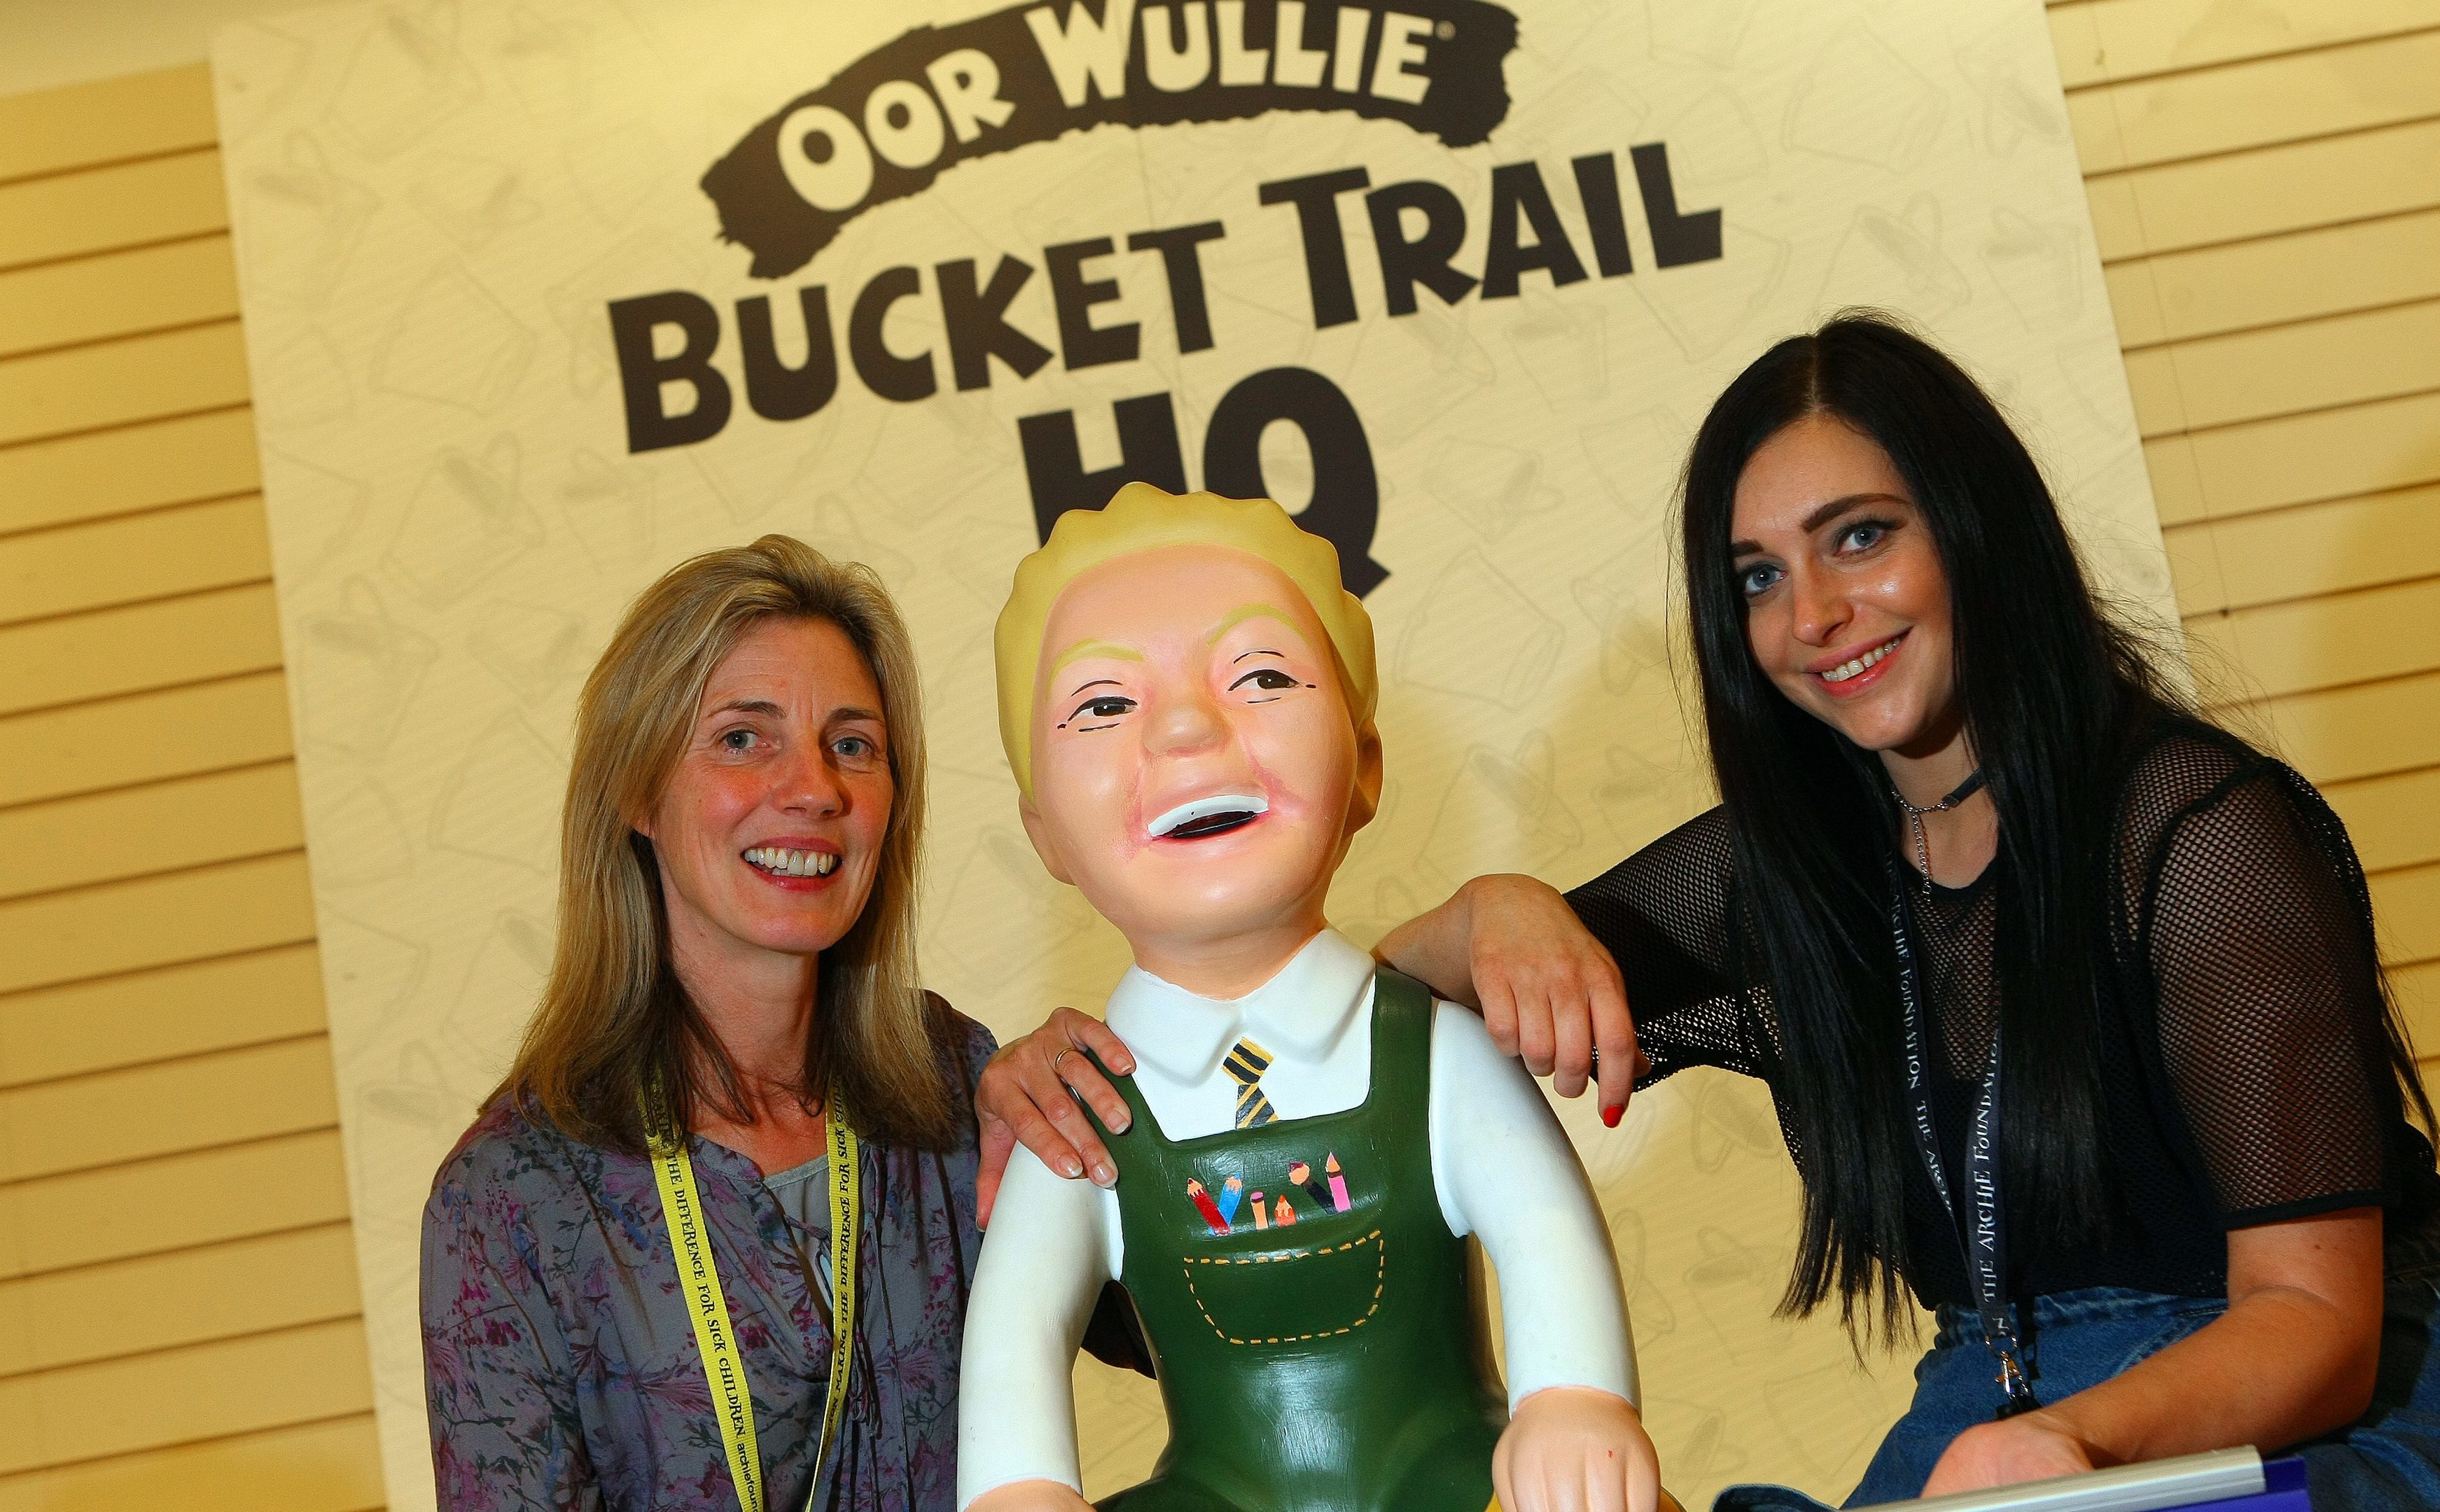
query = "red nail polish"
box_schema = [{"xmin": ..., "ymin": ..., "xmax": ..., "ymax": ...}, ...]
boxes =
[{"xmin": 1601, "ymin": 1103, "xmax": 1624, "ymax": 1128}]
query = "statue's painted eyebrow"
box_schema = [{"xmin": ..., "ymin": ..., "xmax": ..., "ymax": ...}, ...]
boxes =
[
  {"xmin": 1047, "ymin": 638, "xmax": 1143, "ymax": 685},
  {"xmin": 1204, "ymin": 603, "xmax": 1311, "ymax": 647},
  {"xmin": 1054, "ymin": 682, "xmax": 1117, "ymax": 712}
]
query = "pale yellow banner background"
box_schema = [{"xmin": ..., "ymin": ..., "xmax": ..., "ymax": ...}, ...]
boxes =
[{"xmin": 213, "ymin": 2, "xmax": 2170, "ymax": 1506}]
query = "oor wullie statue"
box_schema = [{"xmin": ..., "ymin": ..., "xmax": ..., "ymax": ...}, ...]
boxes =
[{"xmin": 957, "ymin": 485, "xmax": 1664, "ymax": 1512}]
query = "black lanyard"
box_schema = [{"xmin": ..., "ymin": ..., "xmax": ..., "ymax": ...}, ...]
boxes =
[{"xmin": 1890, "ymin": 872, "xmax": 2040, "ymax": 1419}]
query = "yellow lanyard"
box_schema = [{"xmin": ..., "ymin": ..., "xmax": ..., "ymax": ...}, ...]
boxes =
[{"xmin": 647, "ymin": 1097, "xmax": 861, "ymax": 1512}]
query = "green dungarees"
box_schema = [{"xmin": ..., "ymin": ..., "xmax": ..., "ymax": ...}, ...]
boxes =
[{"xmin": 1087, "ymin": 969, "xmax": 1506, "ymax": 1512}]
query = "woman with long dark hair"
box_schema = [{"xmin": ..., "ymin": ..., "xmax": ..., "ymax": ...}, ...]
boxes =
[{"xmin": 980, "ymin": 314, "xmax": 2440, "ymax": 1506}]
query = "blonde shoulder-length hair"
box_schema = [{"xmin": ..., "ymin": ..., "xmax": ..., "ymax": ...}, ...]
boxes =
[{"xmin": 497, "ymin": 534, "xmax": 958, "ymax": 1154}]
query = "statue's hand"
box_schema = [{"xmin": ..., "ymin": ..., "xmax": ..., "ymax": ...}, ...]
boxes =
[
  {"xmin": 974, "ymin": 1006, "xmax": 1136, "ymax": 1228},
  {"xmin": 963, "ymin": 1479, "xmax": 1095, "ymax": 1512},
  {"xmin": 1493, "ymin": 1386, "xmax": 1671, "ymax": 1512}
]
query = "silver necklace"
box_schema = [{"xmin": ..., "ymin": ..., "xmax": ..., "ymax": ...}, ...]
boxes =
[{"xmin": 1893, "ymin": 768, "xmax": 1986, "ymax": 895}]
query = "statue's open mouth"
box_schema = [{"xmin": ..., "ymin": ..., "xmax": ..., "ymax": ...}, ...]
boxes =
[{"xmin": 1147, "ymin": 793, "xmax": 1269, "ymax": 841}]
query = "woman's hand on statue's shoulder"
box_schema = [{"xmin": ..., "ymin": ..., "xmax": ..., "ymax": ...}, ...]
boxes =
[
  {"xmin": 1496, "ymin": 1386, "xmax": 1673, "ymax": 1512},
  {"xmin": 964, "ymin": 1478, "xmax": 1094, "ymax": 1512},
  {"xmin": 1446, "ymin": 874, "xmax": 1645, "ymax": 1119},
  {"xmin": 1920, "ymin": 1413, "xmax": 2098, "ymax": 1497},
  {"xmin": 973, "ymin": 1007, "xmax": 1136, "ymax": 1228}
]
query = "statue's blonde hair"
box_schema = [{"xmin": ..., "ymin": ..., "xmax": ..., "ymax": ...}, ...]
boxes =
[{"xmin": 994, "ymin": 483, "xmax": 1379, "ymax": 799}]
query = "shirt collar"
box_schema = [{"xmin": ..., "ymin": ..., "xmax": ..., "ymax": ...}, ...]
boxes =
[{"xmin": 1104, "ymin": 929, "xmax": 1375, "ymax": 1084}]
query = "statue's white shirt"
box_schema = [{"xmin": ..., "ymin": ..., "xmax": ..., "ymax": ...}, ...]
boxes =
[
  {"xmin": 956, "ymin": 928, "xmax": 1639, "ymax": 1508},
  {"xmin": 1108, "ymin": 926, "xmax": 1377, "ymax": 1133}
]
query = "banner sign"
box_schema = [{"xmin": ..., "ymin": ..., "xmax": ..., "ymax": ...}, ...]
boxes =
[
  {"xmin": 704, "ymin": 0, "xmax": 1521, "ymax": 276},
  {"xmin": 214, "ymin": 2, "xmax": 2168, "ymax": 1506}
]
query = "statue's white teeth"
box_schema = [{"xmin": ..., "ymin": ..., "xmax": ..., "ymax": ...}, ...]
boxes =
[
  {"xmin": 1147, "ymin": 793, "xmax": 1269, "ymax": 840},
  {"xmin": 744, "ymin": 847, "xmax": 839, "ymax": 876}
]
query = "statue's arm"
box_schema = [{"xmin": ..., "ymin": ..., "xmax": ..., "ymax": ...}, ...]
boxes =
[
  {"xmin": 1426, "ymin": 1000, "xmax": 1639, "ymax": 1406},
  {"xmin": 1430, "ymin": 1002, "xmax": 1668, "ymax": 1509},
  {"xmin": 956, "ymin": 1144, "xmax": 1117, "ymax": 1511}
]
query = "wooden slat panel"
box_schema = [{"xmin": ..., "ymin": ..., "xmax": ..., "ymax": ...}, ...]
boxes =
[
  {"xmin": 0, "ymin": 583, "xmax": 283, "ymax": 719},
  {"xmin": 2162, "ymin": 482, "xmax": 2440, "ymax": 615},
  {"xmin": 0, "ymin": 671, "xmax": 293, "ymax": 810},
  {"xmin": 2106, "ymin": 208, "xmax": 2440, "ymax": 349},
  {"xmin": 2052, "ymin": 0, "xmax": 2440, "ymax": 90},
  {"xmin": 2374, "ymin": 861, "xmax": 2440, "ymax": 965},
  {"xmin": 0, "ymin": 1223, "xmax": 359, "ymax": 1377},
  {"xmin": 0, "ymin": 1317, "xmax": 371, "ymax": 1476},
  {"xmin": 2086, "ymin": 115, "xmax": 2440, "ymax": 263},
  {"xmin": 2326, "ymin": 766, "xmax": 2440, "ymax": 878},
  {"xmin": 0, "ymin": 1035, "xmax": 339, "ymax": 1185},
  {"xmin": 0, "ymin": 407, "xmax": 259, "ymax": 537},
  {"xmin": 0, "ymin": 234, "xmax": 239, "ymax": 360},
  {"xmin": 2397, "ymin": 959, "xmax": 2440, "ymax": 1054},
  {"xmin": 0, "ymin": 1130, "xmax": 350, "ymax": 1282},
  {"xmin": 2123, "ymin": 297, "xmax": 2440, "ymax": 436},
  {"xmin": 0, "ymin": 762, "xmax": 304, "ymax": 904},
  {"xmin": 2142, "ymin": 388, "xmax": 2440, "ymax": 527},
  {"xmin": 0, "ymin": 494, "xmax": 270, "ymax": 628},
  {"xmin": 0, "ymin": 319, "xmax": 248, "ymax": 448},
  {"xmin": 0, "ymin": 851, "xmax": 314, "ymax": 997},
  {"xmin": 0, "ymin": 65, "xmax": 363, "ymax": 1506},
  {"xmin": 0, "ymin": 149, "xmax": 225, "ymax": 273},
  {"xmin": 0, "ymin": 66, "xmax": 216, "ymax": 185},
  {"xmin": 0, "ymin": 942, "xmax": 324, "ymax": 1091},
  {"xmin": 0, "ymin": 1412, "xmax": 383, "ymax": 1512},
  {"xmin": 2189, "ymin": 575, "xmax": 2440, "ymax": 702},
  {"xmin": 2049, "ymin": 0, "xmax": 2098, "ymax": 66},
  {"xmin": 2255, "ymin": 670, "xmax": 2440, "ymax": 788},
  {"xmin": 2069, "ymin": 29, "xmax": 2440, "ymax": 174}
]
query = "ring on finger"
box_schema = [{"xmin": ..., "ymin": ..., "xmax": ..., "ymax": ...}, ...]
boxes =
[{"xmin": 1052, "ymin": 1046, "xmax": 1090, "ymax": 1102}]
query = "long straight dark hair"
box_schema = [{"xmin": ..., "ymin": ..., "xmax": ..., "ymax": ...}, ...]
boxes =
[{"xmin": 1682, "ymin": 312, "xmax": 2190, "ymax": 1333}]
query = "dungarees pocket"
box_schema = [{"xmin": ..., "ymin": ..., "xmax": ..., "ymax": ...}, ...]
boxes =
[{"xmin": 1181, "ymin": 1227, "xmax": 1386, "ymax": 1346}]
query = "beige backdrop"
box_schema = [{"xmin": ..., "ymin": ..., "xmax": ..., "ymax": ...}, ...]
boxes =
[{"xmin": 211, "ymin": 2, "xmax": 2168, "ymax": 1507}]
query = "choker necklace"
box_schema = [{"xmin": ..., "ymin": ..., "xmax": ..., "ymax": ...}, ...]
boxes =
[{"xmin": 1894, "ymin": 768, "xmax": 1986, "ymax": 895}]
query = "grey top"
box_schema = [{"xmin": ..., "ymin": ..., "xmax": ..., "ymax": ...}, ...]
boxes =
[
  {"xmin": 767, "ymin": 1154, "xmax": 836, "ymax": 1310},
  {"xmin": 421, "ymin": 1013, "xmax": 998, "ymax": 1512}
]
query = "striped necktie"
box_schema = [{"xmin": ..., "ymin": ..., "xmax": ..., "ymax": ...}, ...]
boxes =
[{"xmin": 1222, "ymin": 1037, "xmax": 1277, "ymax": 1128}]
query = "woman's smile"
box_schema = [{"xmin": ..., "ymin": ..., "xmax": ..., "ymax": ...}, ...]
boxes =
[
  {"xmin": 741, "ymin": 839, "xmax": 844, "ymax": 888},
  {"xmin": 1810, "ymin": 629, "xmax": 1909, "ymax": 696}
]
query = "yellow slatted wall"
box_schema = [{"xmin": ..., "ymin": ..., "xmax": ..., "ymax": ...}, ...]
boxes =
[
  {"xmin": 2047, "ymin": 0, "xmax": 2440, "ymax": 1054},
  {"xmin": 0, "ymin": 3, "xmax": 2433, "ymax": 1503},
  {"xmin": 0, "ymin": 66, "xmax": 383, "ymax": 1512}
]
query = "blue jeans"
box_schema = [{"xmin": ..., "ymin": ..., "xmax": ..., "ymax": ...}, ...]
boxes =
[{"xmin": 1713, "ymin": 1218, "xmax": 2440, "ymax": 1510}]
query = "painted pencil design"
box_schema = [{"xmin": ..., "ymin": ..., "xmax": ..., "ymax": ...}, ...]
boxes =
[
  {"xmin": 1290, "ymin": 1160, "xmax": 1331, "ymax": 1211},
  {"xmin": 1325, "ymin": 1152, "xmax": 1351, "ymax": 1212},
  {"xmin": 1215, "ymin": 1175, "xmax": 1244, "ymax": 1224},
  {"xmin": 1185, "ymin": 1178, "xmax": 1230, "ymax": 1236},
  {"xmin": 1250, "ymin": 1191, "xmax": 1269, "ymax": 1229},
  {"xmin": 1274, "ymin": 1194, "xmax": 1295, "ymax": 1226}
]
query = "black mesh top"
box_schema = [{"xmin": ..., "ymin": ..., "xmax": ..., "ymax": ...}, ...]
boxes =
[{"xmin": 1568, "ymin": 724, "xmax": 2440, "ymax": 1308}]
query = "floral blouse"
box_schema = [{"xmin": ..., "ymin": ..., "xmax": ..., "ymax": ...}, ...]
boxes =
[{"xmin": 420, "ymin": 1015, "xmax": 996, "ymax": 1511}]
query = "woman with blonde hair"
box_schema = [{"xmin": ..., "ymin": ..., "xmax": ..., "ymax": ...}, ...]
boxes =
[{"xmin": 421, "ymin": 536, "xmax": 1096, "ymax": 1511}]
